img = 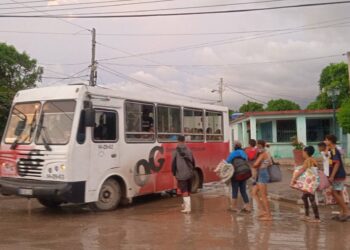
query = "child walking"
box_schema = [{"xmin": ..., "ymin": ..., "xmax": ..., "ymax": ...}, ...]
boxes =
[{"xmin": 291, "ymin": 146, "xmax": 320, "ymax": 223}]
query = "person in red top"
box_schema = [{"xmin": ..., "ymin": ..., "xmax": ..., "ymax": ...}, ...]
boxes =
[
  {"xmin": 245, "ymin": 139, "xmax": 259, "ymax": 162},
  {"xmin": 325, "ymin": 134, "xmax": 349, "ymax": 221}
]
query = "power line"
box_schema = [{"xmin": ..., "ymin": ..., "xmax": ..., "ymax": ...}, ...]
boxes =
[
  {"xmin": 0, "ymin": 0, "xmax": 47, "ymax": 6},
  {"xmin": 226, "ymin": 86, "xmax": 267, "ymax": 104},
  {"xmin": 42, "ymin": 75, "xmax": 89, "ymax": 80},
  {"xmin": 1, "ymin": 1, "xmax": 350, "ymax": 18},
  {"xmin": 0, "ymin": 0, "xmax": 176, "ymax": 11},
  {"xmin": 9, "ymin": 0, "xmax": 90, "ymax": 32},
  {"xmin": 1, "ymin": 0, "xmax": 179, "ymax": 14},
  {"xmin": 102, "ymin": 53, "xmax": 344, "ymax": 68},
  {"xmin": 1, "ymin": 0, "xmax": 299, "ymax": 15},
  {"xmin": 42, "ymin": 67, "xmax": 90, "ymax": 85},
  {"xmin": 98, "ymin": 20, "xmax": 350, "ymax": 61},
  {"xmin": 3, "ymin": 22, "xmax": 349, "ymax": 37},
  {"xmin": 99, "ymin": 64, "xmax": 216, "ymax": 102}
]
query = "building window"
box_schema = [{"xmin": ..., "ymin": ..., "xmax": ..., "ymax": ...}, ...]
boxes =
[
  {"xmin": 125, "ymin": 101, "xmax": 155, "ymax": 142},
  {"xmin": 183, "ymin": 109, "xmax": 204, "ymax": 141},
  {"xmin": 93, "ymin": 110, "xmax": 117, "ymax": 141},
  {"xmin": 205, "ymin": 111, "xmax": 223, "ymax": 141},
  {"xmin": 306, "ymin": 118, "xmax": 331, "ymax": 142},
  {"xmin": 258, "ymin": 122, "xmax": 272, "ymax": 142},
  {"xmin": 157, "ymin": 105, "xmax": 181, "ymax": 142},
  {"xmin": 277, "ymin": 119, "xmax": 296, "ymax": 143}
]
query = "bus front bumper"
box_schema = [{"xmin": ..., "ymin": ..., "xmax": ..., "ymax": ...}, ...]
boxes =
[{"xmin": 0, "ymin": 178, "xmax": 85, "ymax": 203}]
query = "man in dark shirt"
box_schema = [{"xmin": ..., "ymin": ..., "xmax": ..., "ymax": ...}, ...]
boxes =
[{"xmin": 325, "ymin": 134, "xmax": 349, "ymax": 221}]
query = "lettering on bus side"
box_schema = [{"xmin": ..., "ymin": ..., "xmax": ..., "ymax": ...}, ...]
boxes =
[
  {"xmin": 98, "ymin": 145, "xmax": 114, "ymax": 150},
  {"xmin": 134, "ymin": 146, "xmax": 165, "ymax": 187}
]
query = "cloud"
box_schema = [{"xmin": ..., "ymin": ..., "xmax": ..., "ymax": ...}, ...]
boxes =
[{"xmin": 3, "ymin": 1, "xmax": 350, "ymax": 110}]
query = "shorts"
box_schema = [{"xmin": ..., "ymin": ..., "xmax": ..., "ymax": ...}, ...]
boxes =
[
  {"xmin": 332, "ymin": 181, "xmax": 344, "ymax": 191},
  {"xmin": 177, "ymin": 179, "xmax": 192, "ymax": 194},
  {"xmin": 257, "ymin": 168, "xmax": 270, "ymax": 184}
]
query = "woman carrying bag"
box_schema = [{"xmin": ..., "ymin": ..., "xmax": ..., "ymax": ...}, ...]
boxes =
[{"xmin": 226, "ymin": 141, "xmax": 251, "ymax": 213}]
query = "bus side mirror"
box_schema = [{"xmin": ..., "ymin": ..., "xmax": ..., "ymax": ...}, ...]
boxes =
[
  {"xmin": 84, "ymin": 108, "xmax": 95, "ymax": 127},
  {"xmin": 15, "ymin": 119, "xmax": 26, "ymax": 136}
]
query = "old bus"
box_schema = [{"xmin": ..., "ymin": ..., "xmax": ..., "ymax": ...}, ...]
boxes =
[{"xmin": 0, "ymin": 84, "xmax": 230, "ymax": 211}]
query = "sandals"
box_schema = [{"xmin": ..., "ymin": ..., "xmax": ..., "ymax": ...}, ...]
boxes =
[
  {"xmin": 300, "ymin": 216, "xmax": 310, "ymax": 221},
  {"xmin": 241, "ymin": 208, "xmax": 251, "ymax": 213},
  {"xmin": 227, "ymin": 207, "xmax": 241, "ymax": 213},
  {"xmin": 307, "ymin": 218, "xmax": 321, "ymax": 223},
  {"xmin": 259, "ymin": 216, "xmax": 273, "ymax": 221},
  {"xmin": 331, "ymin": 215, "xmax": 340, "ymax": 221},
  {"xmin": 338, "ymin": 215, "xmax": 350, "ymax": 222}
]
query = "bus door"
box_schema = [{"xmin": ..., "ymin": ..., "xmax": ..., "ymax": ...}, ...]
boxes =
[{"xmin": 88, "ymin": 108, "xmax": 120, "ymax": 191}]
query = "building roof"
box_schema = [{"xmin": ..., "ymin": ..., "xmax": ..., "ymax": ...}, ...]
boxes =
[{"xmin": 231, "ymin": 109, "xmax": 335, "ymax": 123}]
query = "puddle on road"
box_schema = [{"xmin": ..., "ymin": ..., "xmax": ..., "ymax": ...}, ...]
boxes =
[{"xmin": 1, "ymin": 186, "xmax": 350, "ymax": 249}]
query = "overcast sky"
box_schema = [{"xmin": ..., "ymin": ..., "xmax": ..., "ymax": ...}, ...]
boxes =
[{"xmin": 1, "ymin": 0, "xmax": 350, "ymax": 109}]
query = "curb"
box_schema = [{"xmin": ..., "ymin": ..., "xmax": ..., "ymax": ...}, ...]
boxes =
[{"xmin": 268, "ymin": 192, "xmax": 301, "ymax": 205}]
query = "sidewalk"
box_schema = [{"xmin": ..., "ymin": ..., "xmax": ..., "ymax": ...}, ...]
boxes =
[{"xmin": 268, "ymin": 165, "xmax": 301, "ymax": 204}]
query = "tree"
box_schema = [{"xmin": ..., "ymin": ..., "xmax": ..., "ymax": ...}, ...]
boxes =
[
  {"xmin": 239, "ymin": 101, "xmax": 264, "ymax": 113},
  {"xmin": 0, "ymin": 43, "xmax": 42, "ymax": 135},
  {"xmin": 266, "ymin": 99, "xmax": 300, "ymax": 111},
  {"xmin": 337, "ymin": 99, "xmax": 350, "ymax": 133},
  {"xmin": 307, "ymin": 62, "xmax": 349, "ymax": 110}
]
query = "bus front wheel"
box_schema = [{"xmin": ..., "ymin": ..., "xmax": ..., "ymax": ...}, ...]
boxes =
[
  {"xmin": 37, "ymin": 198, "xmax": 62, "ymax": 209},
  {"xmin": 89, "ymin": 179, "xmax": 122, "ymax": 211}
]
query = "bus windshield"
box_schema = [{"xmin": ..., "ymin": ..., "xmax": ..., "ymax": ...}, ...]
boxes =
[
  {"xmin": 36, "ymin": 100, "xmax": 76, "ymax": 145},
  {"xmin": 4, "ymin": 102, "xmax": 41, "ymax": 144}
]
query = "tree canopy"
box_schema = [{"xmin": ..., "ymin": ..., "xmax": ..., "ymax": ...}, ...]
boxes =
[
  {"xmin": 337, "ymin": 99, "xmax": 350, "ymax": 134},
  {"xmin": 265, "ymin": 99, "xmax": 300, "ymax": 111},
  {"xmin": 239, "ymin": 101, "xmax": 264, "ymax": 113},
  {"xmin": 307, "ymin": 62, "xmax": 349, "ymax": 110},
  {"xmin": 0, "ymin": 43, "xmax": 42, "ymax": 135}
]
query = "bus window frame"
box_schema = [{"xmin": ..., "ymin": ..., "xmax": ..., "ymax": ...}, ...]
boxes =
[
  {"xmin": 124, "ymin": 100, "xmax": 156, "ymax": 144},
  {"xmin": 92, "ymin": 109, "xmax": 119, "ymax": 143},
  {"xmin": 156, "ymin": 104, "xmax": 182, "ymax": 143},
  {"xmin": 35, "ymin": 99, "xmax": 76, "ymax": 146},
  {"xmin": 183, "ymin": 107, "xmax": 205, "ymax": 143},
  {"xmin": 3, "ymin": 101, "xmax": 42, "ymax": 145},
  {"xmin": 205, "ymin": 110, "xmax": 224, "ymax": 142}
]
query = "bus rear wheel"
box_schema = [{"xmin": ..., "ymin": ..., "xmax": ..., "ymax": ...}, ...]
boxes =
[
  {"xmin": 37, "ymin": 198, "xmax": 63, "ymax": 209},
  {"xmin": 191, "ymin": 170, "xmax": 201, "ymax": 193},
  {"xmin": 89, "ymin": 179, "xmax": 121, "ymax": 211}
]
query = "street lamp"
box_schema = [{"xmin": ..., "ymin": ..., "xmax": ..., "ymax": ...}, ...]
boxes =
[{"xmin": 326, "ymin": 88, "xmax": 340, "ymax": 135}]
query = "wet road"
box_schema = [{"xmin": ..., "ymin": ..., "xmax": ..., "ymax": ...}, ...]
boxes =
[{"xmin": 0, "ymin": 184, "xmax": 350, "ymax": 250}]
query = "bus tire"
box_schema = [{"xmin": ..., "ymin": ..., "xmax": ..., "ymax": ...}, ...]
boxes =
[
  {"xmin": 191, "ymin": 170, "xmax": 201, "ymax": 193},
  {"xmin": 89, "ymin": 179, "xmax": 121, "ymax": 211},
  {"xmin": 37, "ymin": 198, "xmax": 62, "ymax": 209}
]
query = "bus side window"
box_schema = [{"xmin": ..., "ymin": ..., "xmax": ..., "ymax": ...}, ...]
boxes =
[
  {"xmin": 205, "ymin": 111, "xmax": 224, "ymax": 141},
  {"xmin": 77, "ymin": 110, "xmax": 86, "ymax": 144},
  {"xmin": 93, "ymin": 110, "xmax": 118, "ymax": 142},
  {"xmin": 183, "ymin": 108, "xmax": 204, "ymax": 142},
  {"xmin": 125, "ymin": 101, "xmax": 155, "ymax": 142}
]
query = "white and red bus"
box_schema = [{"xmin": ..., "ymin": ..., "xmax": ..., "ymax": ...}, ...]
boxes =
[{"xmin": 0, "ymin": 84, "xmax": 230, "ymax": 211}]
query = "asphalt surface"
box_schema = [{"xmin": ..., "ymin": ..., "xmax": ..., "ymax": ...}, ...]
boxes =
[{"xmin": 1, "ymin": 181, "xmax": 350, "ymax": 250}]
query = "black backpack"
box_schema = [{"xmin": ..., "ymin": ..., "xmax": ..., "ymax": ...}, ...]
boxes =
[{"xmin": 232, "ymin": 158, "xmax": 252, "ymax": 181}]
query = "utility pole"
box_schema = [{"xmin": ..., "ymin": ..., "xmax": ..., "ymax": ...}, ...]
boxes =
[
  {"xmin": 347, "ymin": 51, "xmax": 350, "ymax": 94},
  {"xmin": 219, "ymin": 77, "xmax": 224, "ymax": 105},
  {"xmin": 89, "ymin": 28, "xmax": 97, "ymax": 86}
]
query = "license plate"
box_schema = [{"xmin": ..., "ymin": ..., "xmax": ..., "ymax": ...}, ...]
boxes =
[{"xmin": 18, "ymin": 188, "xmax": 33, "ymax": 196}]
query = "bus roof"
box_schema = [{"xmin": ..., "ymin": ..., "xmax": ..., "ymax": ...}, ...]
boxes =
[{"xmin": 14, "ymin": 84, "xmax": 228, "ymax": 112}]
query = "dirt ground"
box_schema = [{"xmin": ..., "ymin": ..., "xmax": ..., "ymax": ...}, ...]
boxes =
[{"xmin": 0, "ymin": 182, "xmax": 350, "ymax": 250}]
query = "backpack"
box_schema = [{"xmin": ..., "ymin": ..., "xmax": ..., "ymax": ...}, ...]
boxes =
[
  {"xmin": 232, "ymin": 158, "xmax": 252, "ymax": 181},
  {"xmin": 245, "ymin": 147, "xmax": 258, "ymax": 161}
]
